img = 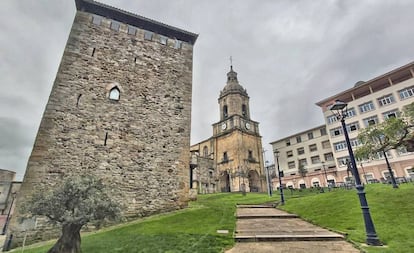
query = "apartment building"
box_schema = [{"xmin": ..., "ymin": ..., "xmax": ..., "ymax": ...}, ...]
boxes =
[{"xmin": 271, "ymin": 61, "xmax": 414, "ymax": 188}]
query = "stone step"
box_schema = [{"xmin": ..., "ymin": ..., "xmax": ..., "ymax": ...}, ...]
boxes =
[
  {"xmin": 237, "ymin": 204, "xmax": 276, "ymax": 208},
  {"xmin": 236, "ymin": 214, "xmax": 299, "ymax": 219},
  {"xmin": 234, "ymin": 234, "xmax": 345, "ymax": 242}
]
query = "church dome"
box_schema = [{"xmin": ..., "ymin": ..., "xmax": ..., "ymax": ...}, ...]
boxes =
[{"xmin": 220, "ymin": 66, "xmax": 248, "ymax": 97}]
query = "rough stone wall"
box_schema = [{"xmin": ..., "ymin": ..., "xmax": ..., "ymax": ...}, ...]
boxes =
[{"xmin": 7, "ymin": 10, "xmax": 194, "ymax": 248}]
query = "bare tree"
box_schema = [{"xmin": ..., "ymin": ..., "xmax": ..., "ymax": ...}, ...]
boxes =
[{"xmin": 21, "ymin": 175, "xmax": 121, "ymax": 253}]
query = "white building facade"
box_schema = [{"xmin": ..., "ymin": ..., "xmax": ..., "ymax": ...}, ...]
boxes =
[{"xmin": 271, "ymin": 61, "xmax": 414, "ymax": 189}]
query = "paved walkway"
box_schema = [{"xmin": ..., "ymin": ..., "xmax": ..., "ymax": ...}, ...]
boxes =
[{"xmin": 225, "ymin": 204, "xmax": 361, "ymax": 253}]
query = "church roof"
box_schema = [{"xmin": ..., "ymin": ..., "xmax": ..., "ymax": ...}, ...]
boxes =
[{"xmin": 220, "ymin": 66, "xmax": 248, "ymax": 98}]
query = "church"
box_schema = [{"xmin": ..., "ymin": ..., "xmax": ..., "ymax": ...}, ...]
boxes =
[{"xmin": 190, "ymin": 65, "xmax": 266, "ymax": 193}]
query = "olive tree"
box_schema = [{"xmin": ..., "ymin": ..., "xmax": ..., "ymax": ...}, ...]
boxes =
[
  {"xmin": 21, "ymin": 175, "xmax": 121, "ymax": 253},
  {"xmin": 355, "ymin": 117, "xmax": 410, "ymax": 188}
]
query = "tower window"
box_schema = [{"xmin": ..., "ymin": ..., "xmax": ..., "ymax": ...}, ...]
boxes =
[
  {"xmin": 203, "ymin": 146, "xmax": 208, "ymax": 157},
  {"xmin": 109, "ymin": 87, "xmax": 120, "ymax": 101},
  {"xmin": 144, "ymin": 31, "xmax": 153, "ymax": 41},
  {"xmin": 174, "ymin": 40, "xmax": 182, "ymax": 49},
  {"xmin": 92, "ymin": 15, "xmax": 103, "ymax": 26},
  {"xmin": 242, "ymin": 104, "xmax": 247, "ymax": 117},
  {"xmin": 110, "ymin": 21, "xmax": 120, "ymax": 31},
  {"xmin": 223, "ymin": 105, "xmax": 228, "ymax": 118},
  {"xmin": 159, "ymin": 36, "xmax": 168, "ymax": 45},
  {"xmin": 223, "ymin": 152, "xmax": 228, "ymax": 162},
  {"xmin": 127, "ymin": 26, "xmax": 137, "ymax": 35}
]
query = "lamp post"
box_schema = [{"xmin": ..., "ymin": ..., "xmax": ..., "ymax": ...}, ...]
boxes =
[
  {"xmin": 274, "ymin": 150, "xmax": 285, "ymax": 205},
  {"xmin": 321, "ymin": 161, "xmax": 329, "ymax": 188},
  {"xmin": 330, "ymin": 100, "xmax": 381, "ymax": 246},
  {"xmin": 265, "ymin": 161, "xmax": 272, "ymax": 197},
  {"xmin": 2, "ymin": 192, "xmax": 16, "ymax": 235}
]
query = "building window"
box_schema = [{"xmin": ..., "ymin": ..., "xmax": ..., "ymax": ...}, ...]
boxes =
[
  {"xmin": 320, "ymin": 127, "xmax": 327, "ymax": 136},
  {"xmin": 203, "ymin": 146, "xmax": 208, "ymax": 157},
  {"xmin": 307, "ymin": 132, "xmax": 314, "ymax": 140},
  {"xmin": 377, "ymin": 94, "xmax": 395, "ymax": 107},
  {"xmin": 286, "ymin": 150, "xmax": 293, "ymax": 157},
  {"xmin": 309, "ymin": 144, "xmax": 317, "ymax": 152},
  {"xmin": 223, "ymin": 105, "xmax": 228, "ymax": 118},
  {"xmin": 311, "ymin": 155, "xmax": 320, "ymax": 164},
  {"xmin": 159, "ymin": 35, "xmax": 168, "ymax": 45},
  {"xmin": 346, "ymin": 107, "xmax": 357, "ymax": 117},
  {"xmin": 334, "ymin": 141, "xmax": 347, "ymax": 152},
  {"xmin": 286, "ymin": 139, "xmax": 291, "ymax": 146},
  {"xmin": 346, "ymin": 122, "xmax": 359, "ymax": 132},
  {"xmin": 296, "ymin": 136, "xmax": 302, "ymax": 143},
  {"xmin": 383, "ymin": 109, "xmax": 399, "ymax": 119},
  {"xmin": 92, "ymin": 15, "xmax": 103, "ymax": 25},
  {"xmin": 350, "ymin": 138, "xmax": 360, "ymax": 147},
  {"xmin": 324, "ymin": 152, "xmax": 334, "ymax": 161},
  {"xmin": 327, "ymin": 115, "xmax": 337, "ymax": 124},
  {"xmin": 399, "ymin": 86, "xmax": 414, "ymax": 100},
  {"xmin": 363, "ymin": 115, "xmax": 379, "ymax": 127},
  {"xmin": 297, "ymin": 147, "xmax": 305, "ymax": 155},
  {"xmin": 109, "ymin": 87, "xmax": 120, "ymax": 101},
  {"xmin": 330, "ymin": 127, "xmax": 343, "ymax": 137},
  {"xmin": 322, "ymin": 140, "xmax": 331, "ymax": 149},
  {"xmin": 288, "ymin": 161, "xmax": 295, "ymax": 169},
  {"xmin": 397, "ymin": 146, "xmax": 409, "ymax": 155},
  {"xmin": 406, "ymin": 168, "xmax": 414, "ymax": 178},
  {"xmin": 144, "ymin": 31, "xmax": 153, "ymax": 41},
  {"xmin": 110, "ymin": 21, "xmax": 120, "ymax": 31},
  {"xmin": 128, "ymin": 26, "xmax": 137, "ymax": 35},
  {"xmin": 359, "ymin": 101, "xmax": 375, "ymax": 113},
  {"xmin": 299, "ymin": 158, "xmax": 307, "ymax": 166}
]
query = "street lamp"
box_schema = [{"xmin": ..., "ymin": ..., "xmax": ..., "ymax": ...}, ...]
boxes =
[
  {"xmin": 330, "ymin": 100, "xmax": 381, "ymax": 246},
  {"xmin": 274, "ymin": 150, "xmax": 285, "ymax": 205}
]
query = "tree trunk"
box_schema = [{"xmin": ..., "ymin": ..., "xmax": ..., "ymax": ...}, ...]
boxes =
[{"xmin": 47, "ymin": 223, "xmax": 83, "ymax": 253}]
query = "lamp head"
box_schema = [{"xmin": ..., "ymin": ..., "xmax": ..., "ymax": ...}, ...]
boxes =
[{"xmin": 329, "ymin": 100, "xmax": 348, "ymax": 119}]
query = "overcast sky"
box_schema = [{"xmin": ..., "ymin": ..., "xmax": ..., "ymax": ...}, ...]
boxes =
[{"xmin": 2, "ymin": 0, "xmax": 414, "ymax": 180}]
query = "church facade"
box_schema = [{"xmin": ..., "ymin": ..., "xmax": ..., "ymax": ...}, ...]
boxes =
[{"xmin": 190, "ymin": 66, "xmax": 265, "ymax": 193}]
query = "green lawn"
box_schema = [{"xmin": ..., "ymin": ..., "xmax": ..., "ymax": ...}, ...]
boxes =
[
  {"xmin": 13, "ymin": 184, "xmax": 413, "ymax": 253},
  {"xmin": 280, "ymin": 183, "xmax": 414, "ymax": 253},
  {"xmin": 16, "ymin": 193, "xmax": 278, "ymax": 253}
]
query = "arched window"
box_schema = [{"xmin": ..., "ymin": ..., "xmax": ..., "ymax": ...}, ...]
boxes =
[
  {"xmin": 203, "ymin": 146, "xmax": 209, "ymax": 157},
  {"xmin": 109, "ymin": 87, "xmax": 120, "ymax": 101},
  {"xmin": 223, "ymin": 105, "xmax": 228, "ymax": 118},
  {"xmin": 242, "ymin": 104, "xmax": 247, "ymax": 117}
]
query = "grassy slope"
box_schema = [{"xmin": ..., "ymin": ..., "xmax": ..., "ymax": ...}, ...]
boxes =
[
  {"xmin": 14, "ymin": 185, "xmax": 413, "ymax": 253},
  {"xmin": 280, "ymin": 184, "xmax": 414, "ymax": 253},
  {"xmin": 17, "ymin": 193, "xmax": 278, "ymax": 253}
]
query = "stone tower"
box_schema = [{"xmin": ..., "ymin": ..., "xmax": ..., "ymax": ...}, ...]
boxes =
[
  {"xmin": 213, "ymin": 65, "xmax": 265, "ymax": 192},
  {"xmin": 190, "ymin": 65, "xmax": 265, "ymax": 193},
  {"xmin": 6, "ymin": 0, "xmax": 197, "ymax": 248}
]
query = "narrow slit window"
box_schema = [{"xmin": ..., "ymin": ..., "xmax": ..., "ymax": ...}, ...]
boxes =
[
  {"xmin": 109, "ymin": 87, "xmax": 120, "ymax": 101},
  {"xmin": 174, "ymin": 40, "xmax": 182, "ymax": 49},
  {"xmin": 104, "ymin": 132, "xmax": 108, "ymax": 146},
  {"xmin": 76, "ymin": 94, "xmax": 82, "ymax": 107},
  {"xmin": 91, "ymin": 48, "xmax": 96, "ymax": 57}
]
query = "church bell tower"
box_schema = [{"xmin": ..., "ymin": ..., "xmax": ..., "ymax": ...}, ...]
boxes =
[{"xmin": 212, "ymin": 65, "xmax": 265, "ymax": 192}]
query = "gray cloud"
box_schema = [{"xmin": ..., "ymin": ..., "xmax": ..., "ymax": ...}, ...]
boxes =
[{"xmin": 2, "ymin": 0, "xmax": 414, "ymax": 179}]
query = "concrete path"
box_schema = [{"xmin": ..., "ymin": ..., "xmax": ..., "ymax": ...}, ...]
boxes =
[{"xmin": 225, "ymin": 204, "xmax": 361, "ymax": 253}]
